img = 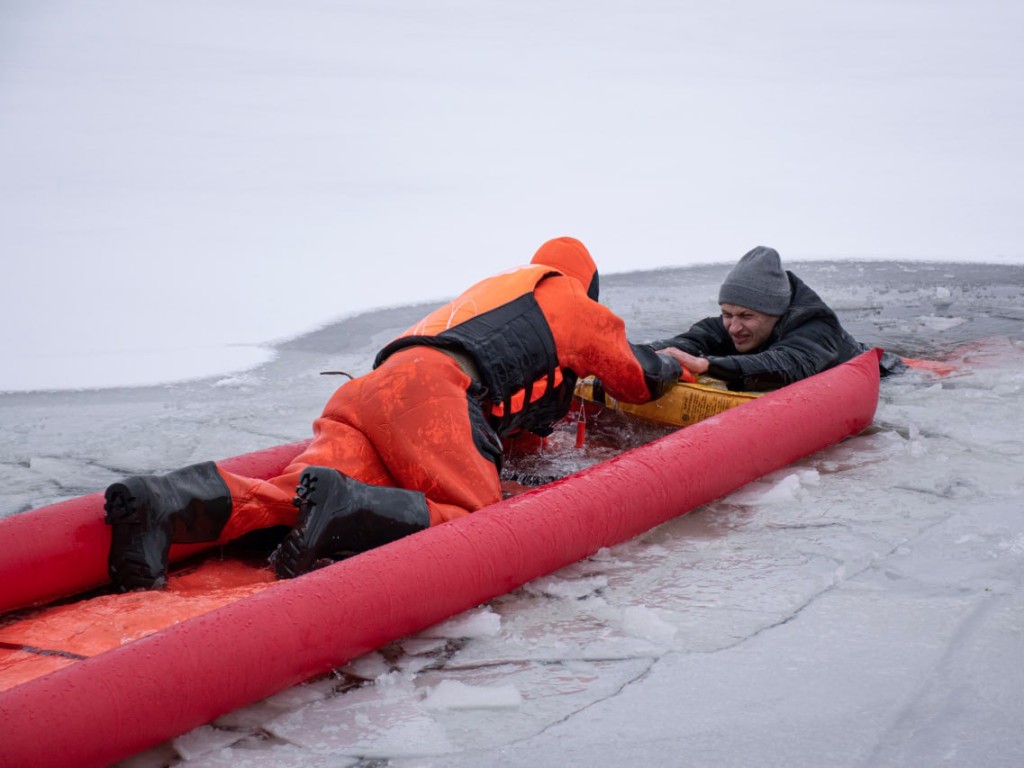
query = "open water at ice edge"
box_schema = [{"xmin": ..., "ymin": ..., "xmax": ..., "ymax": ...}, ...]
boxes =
[{"xmin": 2, "ymin": 261, "xmax": 1024, "ymax": 767}]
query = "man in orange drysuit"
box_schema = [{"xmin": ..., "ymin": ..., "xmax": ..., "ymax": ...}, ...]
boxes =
[{"xmin": 104, "ymin": 237, "xmax": 684, "ymax": 590}]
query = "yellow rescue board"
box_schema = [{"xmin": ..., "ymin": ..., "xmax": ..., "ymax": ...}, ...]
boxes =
[{"xmin": 574, "ymin": 376, "xmax": 764, "ymax": 428}]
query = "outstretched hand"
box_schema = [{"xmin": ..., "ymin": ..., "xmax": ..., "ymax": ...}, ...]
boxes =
[{"xmin": 658, "ymin": 347, "xmax": 708, "ymax": 380}]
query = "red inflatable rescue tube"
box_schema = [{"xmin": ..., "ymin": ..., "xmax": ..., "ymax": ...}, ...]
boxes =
[
  {"xmin": 0, "ymin": 350, "xmax": 882, "ymax": 768},
  {"xmin": 0, "ymin": 440, "xmax": 312, "ymax": 613}
]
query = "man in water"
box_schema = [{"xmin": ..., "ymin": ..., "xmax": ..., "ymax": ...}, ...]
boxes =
[
  {"xmin": 104, "ymin": 237, "xmax": 684, "ymax": 590},
  {"xmin": 651, "ymin": 246, "xmax": 903, "ymax": 390}
]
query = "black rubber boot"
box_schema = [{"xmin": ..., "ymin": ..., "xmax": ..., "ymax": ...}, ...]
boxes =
[
  {"xmin": 273, "ymin": 467, "xmax": 430, "ymax": 579},
  {"xmin": 104, "ymin": 461, "xmax": 232, "ymax": 591}
]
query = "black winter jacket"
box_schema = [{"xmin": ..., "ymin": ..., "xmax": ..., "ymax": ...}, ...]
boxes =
[{"xmin": 649, "ymin": 272, "xmax": 903, "ymax": 390}]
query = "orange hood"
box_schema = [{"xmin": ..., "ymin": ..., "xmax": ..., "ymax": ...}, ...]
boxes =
[{"xmin": 530, "ymin": 237, "xmax": 600, "ymax": 301}]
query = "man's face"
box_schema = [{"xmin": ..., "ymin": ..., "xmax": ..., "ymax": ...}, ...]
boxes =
[{"xmin": 720, "ymin": 303, "xmax": 780, "ymax": 353}]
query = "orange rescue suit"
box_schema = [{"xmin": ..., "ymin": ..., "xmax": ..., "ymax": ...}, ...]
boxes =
[{"xmin": 212, "ymin": 237, "xmax": 680, "ymax": 540}]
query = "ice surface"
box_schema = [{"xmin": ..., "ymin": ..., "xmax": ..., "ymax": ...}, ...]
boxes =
[
  {"xmin": 3, "ymin": 262, "xmax": 1023, "ymax": 767},
  {"xmin": 423, "ymin": 680, "xmax": 523, "ymax": 710}
]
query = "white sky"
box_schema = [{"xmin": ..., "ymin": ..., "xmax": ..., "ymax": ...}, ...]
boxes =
[{"xmin": 1, "ymin": 0, "xmax": 1022, "ymax": 391}]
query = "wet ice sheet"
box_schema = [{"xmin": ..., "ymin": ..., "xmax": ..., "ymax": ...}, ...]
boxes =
[
  {"xmin": 142, "ymin": 345, "xmax": 1024, "ymax": 766},
  {"xmin": 426, "ymin": 499, "xmax": 1024, "ymax": 768}
]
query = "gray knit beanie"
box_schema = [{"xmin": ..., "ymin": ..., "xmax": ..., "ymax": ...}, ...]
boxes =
[{"xmin": 718, "ymin": 246, "xmax": 792, "ymax": 315}]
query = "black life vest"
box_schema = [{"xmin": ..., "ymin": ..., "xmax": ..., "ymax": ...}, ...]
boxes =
[{"xmin": 374, "ymin": 265, "xmax": 576, "ymax": 437}]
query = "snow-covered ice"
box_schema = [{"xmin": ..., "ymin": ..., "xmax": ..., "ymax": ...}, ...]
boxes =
[{"xmin": 2, "ymin": 0, "xmax": 1023, "ymax": 393}]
